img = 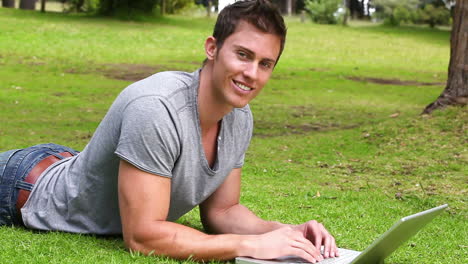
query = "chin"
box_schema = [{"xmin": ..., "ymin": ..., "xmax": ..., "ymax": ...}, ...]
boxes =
[{"xmin": 230, "ymin": 100, "xmax": 249, "ymax": 109}]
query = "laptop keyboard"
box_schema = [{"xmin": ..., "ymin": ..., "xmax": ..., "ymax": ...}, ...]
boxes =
[
  {"xmin": 316, "ymin": 249, "xmax": 360, "ymax": 264},
  {"xmin": 283, "ymin": 248, "xmax": 360, "ymax": 264}
]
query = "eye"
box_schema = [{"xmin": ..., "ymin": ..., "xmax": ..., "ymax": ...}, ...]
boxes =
[
  {"xmin": 260, "ymin": 61, "xmax": 273, "ymax": 69},
  {"xmin": 237, "ymin": 50, "xmax": 248, "ymax": 59}
]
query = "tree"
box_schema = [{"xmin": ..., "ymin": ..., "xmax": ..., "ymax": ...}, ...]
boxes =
[
  {"xmin": 349, "ymin": 0, "xmax": 365, "ymax": 19},
  {"xmin": 374, "ymin": 0, "xmax": 419, "ymax": 26},
  {"xmin": 20, "ymin": 0, "xmax": 36, "ymax": 10},
  {"xmin": 1, "ymin": 0, "xmax": 15, "ymax": 8},
  {"xmin": 305, "ymin": 0, "xmax": 342, "ymax": 24},
  {"xmin": 40, "ymin": 0, "xmax": 46, "ymax": 12},
  {"xmin": 98, "ymin": 0, "xmax": 159, "ymax": 17},
  {"xmin": 416, "ymin": 3, "xmax": 451, "ymax": 27},
  {"xmin": 423, "ymin": 0, "xmax": 468, "ymax": 114}
]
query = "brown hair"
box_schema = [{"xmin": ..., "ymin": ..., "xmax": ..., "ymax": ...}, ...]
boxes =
[{"xmin": 212, "ymin": 0, "xmax": 287, "ymax": 63}]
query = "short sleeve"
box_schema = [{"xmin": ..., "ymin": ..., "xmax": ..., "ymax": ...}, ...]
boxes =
[
  {"xmin": 115, "ymin": 96, "xmax": 181, "ymax": 177},
  {"xmin": 232, "ymin": 106, "xmax": 253, "ymax": 168}
]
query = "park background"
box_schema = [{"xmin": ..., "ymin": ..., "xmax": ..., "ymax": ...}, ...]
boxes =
[{"xmin": 0, "ymin": 0, "xmax": 466, "ymax": 263}]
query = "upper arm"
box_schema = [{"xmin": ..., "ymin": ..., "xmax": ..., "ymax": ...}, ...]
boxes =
[
  {"xmin": 118, "ymin": 159, "xmax": 171, "ymax": 246},
  {"xmin": 116, "ymin": 97, "xmax": 180, "ymax": 177},
  {"xmin": 199, "ymin": 168, "xmax": 242, "ymax": 229}
]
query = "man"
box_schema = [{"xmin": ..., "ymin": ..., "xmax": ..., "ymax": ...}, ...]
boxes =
[{"xmin": 0, "ymin": 0, "xmax": 338, "ymax": 262}]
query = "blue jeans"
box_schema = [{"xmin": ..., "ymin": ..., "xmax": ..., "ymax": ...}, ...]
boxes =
[{"xmin": 0, "ymin": 143, "xmax": 79, "ymax": 226}]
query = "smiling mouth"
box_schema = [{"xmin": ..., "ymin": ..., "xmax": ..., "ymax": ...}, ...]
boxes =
[{"xmin": 233, "ymin": 80, "xmax": 253, "ymax": 91}]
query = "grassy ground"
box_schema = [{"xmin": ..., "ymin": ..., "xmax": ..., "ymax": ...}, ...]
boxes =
[{"xmin": 0, "ymin": 7, "xmax": 466, "ymax": 264}]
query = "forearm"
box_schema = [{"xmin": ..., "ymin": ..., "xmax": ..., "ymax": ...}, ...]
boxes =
[
  {"xmin": 202, "ymin": 203, "xmax": 288, "ymax": 235},
  {"xmin": 125, "ymin": 220, "xmax": 253, "ymax": 261}
]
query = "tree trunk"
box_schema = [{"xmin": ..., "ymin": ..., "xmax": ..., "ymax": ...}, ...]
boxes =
[
  {"xmin": 206, "ymin": 0, "xmax": 211, "ymax": 17},
  {"xmin": 423, "ymin": 0, "xmax": 468, "ymax": 114},
  {"xmin": 2, "ymin": 0, "xmax": 15, "ymax": 8},
  {"xmin": 349, "ymin": 0, "xmax": 364, "ymax": 19},
  {"xmin": 20, "ymin": 0, "xmax": 36, "ymax": 10},
  {"xmin": 286, "ymin": 0, "xmax": 292, "ymax": 16},
  {"xmin": 160, "ymin": 0, "xmax": 165, "ymax": 16},
  {"xmin": 343, "ymin": 0, "xmax": 349, "ymax": 26},
  {"xmin": 40, "ymin": 0, "xmax": 46, "ymax": 12}
]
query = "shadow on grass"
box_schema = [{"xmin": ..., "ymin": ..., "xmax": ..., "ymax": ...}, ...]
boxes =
[
  {"xmin": 349, "ymin": 24, "xmax": 451, "ymax": 47},
  {"xmin": 0, "ymin": 7, "xmax": 213, "ymax": 32}
]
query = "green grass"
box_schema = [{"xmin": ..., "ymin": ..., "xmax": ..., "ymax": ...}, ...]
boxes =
[{"xmin": 0, "ymin": 8, "xmax": 467, "ymax": 264}]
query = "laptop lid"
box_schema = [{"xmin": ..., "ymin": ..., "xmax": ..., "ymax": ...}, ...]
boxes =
[{"xmin": 350, "ymin": 204, "xmax": 448, "ymax": 264}]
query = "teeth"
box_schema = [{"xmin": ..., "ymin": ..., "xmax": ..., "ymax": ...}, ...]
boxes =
[{"xmin": 235, "ymin": 81, "xmax": 252, "ymax": 91}]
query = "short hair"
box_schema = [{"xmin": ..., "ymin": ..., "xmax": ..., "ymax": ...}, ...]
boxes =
[{"xmin": 212, "ymin": 0, "xmax": 287, "ymax": 63}]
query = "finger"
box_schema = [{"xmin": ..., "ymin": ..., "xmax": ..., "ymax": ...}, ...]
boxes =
[
  {"xmin": 323, "ymin": 234, "xmax": 334, "ymax": 258},
  {"xmin": 294, "ymin": 230, "xmax": 322, "ymax": 256},
  {"xmin": 288, "ymin": 247, "xmax": 319, "ymax": 263},
  {"xmin": 313, "ymin": 223, "xmax": 323, "ymax": 249},
  {"xmin": 291, "ymin": 235, "xmax": 323, "ymax": 261},
  {"xmin": 322, "ymin": 235, "xmax": 330, "ymax": 258},
  {"xmin": 332, "ymin": 239, "xmax": 340, "ymax": 257},
  {"xmin": 293, "ymin": 230, "xmax": 320, "ymax": 250}
]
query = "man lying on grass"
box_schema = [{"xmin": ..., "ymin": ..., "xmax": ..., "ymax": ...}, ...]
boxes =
[{"xmin": 0, "ymin": 0, "xmax": 338, "ymax": 262}]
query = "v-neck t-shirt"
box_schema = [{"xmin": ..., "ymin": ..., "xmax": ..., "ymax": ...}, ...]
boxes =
[{"xmin": 21, "ymin": 69, "xmax": 253, "ymax": 234}]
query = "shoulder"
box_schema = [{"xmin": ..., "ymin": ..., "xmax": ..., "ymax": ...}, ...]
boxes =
[
  {"xmin": 115, "ymin": 70, "xmax": 200, "ymax": 113},
  {"xmin": 228, "ymin": 104, "xmax": 253, "ymax": 130},
  {"xmin": 121, "ymin": 70, "xmax": 199, "ymax": 100}
]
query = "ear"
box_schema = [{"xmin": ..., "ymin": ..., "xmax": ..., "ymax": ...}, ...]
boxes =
[{"xmin": 204, "ymin": 36, "xmax": 217, "ymax": 61}]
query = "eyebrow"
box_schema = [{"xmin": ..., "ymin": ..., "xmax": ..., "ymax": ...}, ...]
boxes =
[{"xmin": 234, "ymin": 45, "xmax": 277, "ymax": 65}]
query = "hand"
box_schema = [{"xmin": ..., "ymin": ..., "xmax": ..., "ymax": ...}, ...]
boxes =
[
  {"xmin": 242, "ymin": 226, "xmax": 324, "ymax": 263},
  {"xmin": 293, "ymin": 220, "xmax": 339, "ymax": 259}
]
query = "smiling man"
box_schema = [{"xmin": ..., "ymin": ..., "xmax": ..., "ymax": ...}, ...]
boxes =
[{"xmin": 0, "ymin": 0, "xmax": 338, "ymax": 262}]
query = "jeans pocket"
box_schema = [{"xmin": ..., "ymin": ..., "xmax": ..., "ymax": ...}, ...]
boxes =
[{"xmin": 0, "ymin": 149, "xmax": 21, "ymax": 185}]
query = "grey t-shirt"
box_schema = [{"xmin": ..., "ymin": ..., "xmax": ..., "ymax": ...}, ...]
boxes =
[{"xmin": 21, "ymin": 70, "xmax": 253, "ymax": 234}]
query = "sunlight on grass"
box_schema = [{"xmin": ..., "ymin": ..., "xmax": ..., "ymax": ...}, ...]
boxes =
[{"xmin": 0, "ymin": 8, "xmax": 466, "ymax": 264}]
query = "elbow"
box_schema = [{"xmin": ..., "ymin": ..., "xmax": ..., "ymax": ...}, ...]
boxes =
[
  {"xmin": 122, "ymin": 224, "xmax": 175, "ymax": 257},
  {"xmin": 122, "ymin": 228, "xmax": 158, "ymax": 256},
  {"xmin": 123, "ymin": 233, "xmax": 146, "ymax": 254},
  {"xmin": 201, "ymin": 208, "xmax": 231, "ymax": 234}
]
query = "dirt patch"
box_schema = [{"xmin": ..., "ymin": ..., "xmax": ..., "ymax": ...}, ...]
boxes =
[
  {"xmin": 169, "ymin": 60, "xmax": 201, "ymax": 66},
  {"xmin": 254, "ymin": 121, "xmax": 360, "ymax": 137},
  {"xmin": 28, "ymin": 61, "xmax": 46, "ymax": 66},
  {"xmin": 65, "ymin": 63, "xmax": 173, "ymax": 82},
  {"xmin": 65, "ymin": 61, "xmax": 204, "ymax": 82},
  {"xmin": 309, "ymin": 68, "xmax": 330, "ymax": 72},
  {"xmin": 284, "ymin": 123, "xmax": 360, "ymax": 134},
  {"xmin": 347, "ymin": 76, "xmax": 445, "ymax": 86},
  {"xmin": 271, "ymin": 74, "xmax": 292, "ymax": 80},
  {"xmin": 100, "ymin": 63, "xmax": 170, "ymax": 81}
]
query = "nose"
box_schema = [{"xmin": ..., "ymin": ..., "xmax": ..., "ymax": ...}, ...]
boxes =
[{"xmin": 243, "ymin": 62, "xmax": 258, "ymax": 81}]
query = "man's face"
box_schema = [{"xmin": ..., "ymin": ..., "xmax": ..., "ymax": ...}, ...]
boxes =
[{"xmin": 207, "ymin": 21, "xmax": 281, "ymax": 109}]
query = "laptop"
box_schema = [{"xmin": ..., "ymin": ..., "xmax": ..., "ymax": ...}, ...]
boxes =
[{"xmin": 236, "ymin": 204, "xmax": 448, "ymax": 264}]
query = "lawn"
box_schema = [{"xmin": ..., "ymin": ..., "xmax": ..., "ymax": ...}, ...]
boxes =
[{"xmin": 0, "ymin": 7, "xmax": 466, "ymax": 264}]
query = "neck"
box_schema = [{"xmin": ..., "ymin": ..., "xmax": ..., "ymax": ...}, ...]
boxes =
[{"xmin": 198, "ymin": 63, "xmax": 233, "ymax": 133}]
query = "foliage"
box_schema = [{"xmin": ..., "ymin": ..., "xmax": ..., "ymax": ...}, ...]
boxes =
[
  {"xmin": 97, "ymin": 0, "xmax": 159, "ymax": 18},
  {"xmin": 304, "ymin": 0, "xmax": 342, "ymax": 24},
  {"xmin": 94, "ymin": 0, "xmax": 194, "ymax": 18},
  {"xmin": 164, "ymin": 0, "xmax": 194, "ymax": 14},
  {"xmin": 414, "ymin": 4, "xmax": 451, "ymax": 27},
  {"xmin": 373, "ymin": 0, "xmax": 419, "ymax": 26},
  {"xmin": 373, "ymin": 0, "xmax": 451, "ymax": 27},
  {"xmin": 60, "ymin": 0, "xmax": 99, "ymax": 13}
]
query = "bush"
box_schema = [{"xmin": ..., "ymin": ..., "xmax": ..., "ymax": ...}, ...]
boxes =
[
  {"xmin": 60, "ymin": 0, "xmax": 99, "ymax": 13},
  {"xmin": 390, "ymin": 5, "xmax": 411, "ymax": 26},
  {"xmin": 164, "ymin": 0, "xmax": 194, "ymax": 14},
  {"xmin": 98, "ymin": 0, "xmax": 159, "ymax": 18},
  {"xmin": 373, "ymin": 0, "xmax": 418, "ymax": 26},
  {"xmin": 418, "ymin": 4, "xmax": 451, "ymax": 27},
  {"xmin": 305, "ymin": 0, "xmax": 342, "ymax": 24}
]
